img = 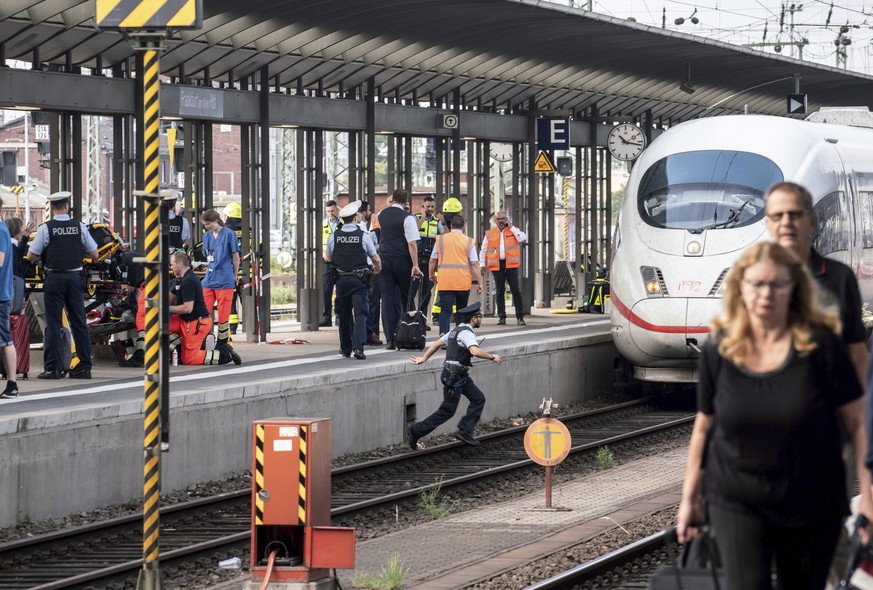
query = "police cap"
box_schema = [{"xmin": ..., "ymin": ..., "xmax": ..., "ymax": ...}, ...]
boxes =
[
  {"xmin": 458, "ymin": 301, "xmax": 483, "ymax": 320},
  {"xmin": 339, "ymin": 201, "xmax": 362, "ymax": 220},
  {"xmin": 47, "ymin": 191, "xmax": 72, "ymax": 203}
]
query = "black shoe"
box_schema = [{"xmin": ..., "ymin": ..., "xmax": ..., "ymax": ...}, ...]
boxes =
[
  {"xmin": 353, "ymin": 349, "xmax": 366, "ymax": 360},
  {"xmin": 386, "ymin": 340, "xmax": 396, "ymax": 350},
  {"xmin": 319, "ymin": 318, "xmax": 332, "ymax": 328},
  {"xmin": 38, "ymin": 369, "xmax": 66, "ymax": 380},
  {"xmin": 0, "ymin": 382, "xmax": 18, "ymax": 399},
  {"xmin": 228, "ymin": 348, "xmax": 242, "ymax": 366},
  {"xmin": 425, "ymin": 324, "xmax": 432, "ymax": 332},
  {"xmin": 517, "ymin": 318, "xmax": 527, "ymax": 326},
  {"xmin": 408, "ymin": 426, "xmax": 420, "ymax": 451},
  {"xmin": 454, "ymin": 431, "xmax": 481, "ymax": 446},
  {"xmin": 119, "ymin": 350, "xmax": 144, "ymax": 368},
  {"xmin": 68, "ymin": 368, "xmax": 92, "ymax": 379},
  {"xmin": 497, "ymin": 317, "xmax": 506, "ymax": 325},
  {"xmin": 339, "ymin": 349, "xmax": 351, "ymax": 358},
  {"xmin": 366, "ymin": 338, "xmax": 383, "ymax": 346}
]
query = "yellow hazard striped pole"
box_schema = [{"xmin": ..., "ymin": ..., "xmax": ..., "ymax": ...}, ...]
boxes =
[{"xmin": 137, "ymin": 41, "xmax": 165, "ymax": 590}]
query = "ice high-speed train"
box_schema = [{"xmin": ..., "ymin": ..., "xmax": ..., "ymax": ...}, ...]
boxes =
[{"xmin": 610, "ymin": 110, "xmax": 873, "ymax": 383}]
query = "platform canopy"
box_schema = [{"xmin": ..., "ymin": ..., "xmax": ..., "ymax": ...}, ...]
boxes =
[{"xmin": 2, "ymin": 0, "xmax": 873, "ymax": 121}]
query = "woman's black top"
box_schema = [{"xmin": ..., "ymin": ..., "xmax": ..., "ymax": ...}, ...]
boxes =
[{"xmin": 698, "ymin": 329, "xmax": 861, "ymax": 526}]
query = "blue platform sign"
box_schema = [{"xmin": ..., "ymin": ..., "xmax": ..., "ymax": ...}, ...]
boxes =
[{"xmin": 537, "ymin": 118, "xmax": 570, "ymax": 149}]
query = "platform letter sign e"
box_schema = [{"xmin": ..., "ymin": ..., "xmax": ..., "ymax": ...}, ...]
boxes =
[{"xmin": 537, "ymin": 118, "xmax": 570, "ymax": 150}]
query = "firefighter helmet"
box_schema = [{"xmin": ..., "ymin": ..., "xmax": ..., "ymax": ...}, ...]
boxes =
[
  {"xmin": 442, "ymin": 197, "xmax": 462, "ymax": 213},
  {"xmin": 222, "ymin": 202, "xmax": 242, "ymax": 219}
]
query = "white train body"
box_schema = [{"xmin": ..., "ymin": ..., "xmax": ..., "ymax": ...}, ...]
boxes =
[{"xmin": 610, "ymin": 114, "xmax": 873, "ymax": 383}]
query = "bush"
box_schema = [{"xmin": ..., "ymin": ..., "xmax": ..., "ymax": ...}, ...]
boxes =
[{"xmin": 271, "ymin": 285, "xmax": 296, "ymax": 305}]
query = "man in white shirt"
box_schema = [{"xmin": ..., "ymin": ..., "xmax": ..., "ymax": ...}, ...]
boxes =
[{"xmin": 479, "ymin": 211, "xmax": 528, "ymax": 325}]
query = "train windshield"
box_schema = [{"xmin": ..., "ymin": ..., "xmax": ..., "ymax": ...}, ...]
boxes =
[{"xmin": 637, "ymin": 150, "xmax": 782, "ymax": 231}]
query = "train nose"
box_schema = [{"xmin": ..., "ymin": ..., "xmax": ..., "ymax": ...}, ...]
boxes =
[{"xmin": 628, "ymin": 298, "xmax": 720, "ymax": 359}]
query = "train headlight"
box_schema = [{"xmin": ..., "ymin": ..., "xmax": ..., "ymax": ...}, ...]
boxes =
[
  {"xmin": 640, "ymin": 266, "xmax": 668, "ymax": 298},
  {"xmin": 686, "ymin": 241, "xmax": 702, "ymax": 255}
]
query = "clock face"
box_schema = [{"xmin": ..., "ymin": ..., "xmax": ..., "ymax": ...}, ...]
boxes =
[
  {"xmin": 490, "ymin": 143, "xmax": 514, "ymax": 162},
  {"xmin": 607, "ymin": 124, "xmax": 646, "ymax": 161}
]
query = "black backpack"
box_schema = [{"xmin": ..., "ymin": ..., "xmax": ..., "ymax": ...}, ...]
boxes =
[{"xmin": 394, "ymin": 277, "xmax": 427, "ymax": 350}]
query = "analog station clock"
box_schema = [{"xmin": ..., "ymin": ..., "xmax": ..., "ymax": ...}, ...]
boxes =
[
  {"xmin": 490, "ymin": 142, "xmax": 514, "ymax": 162},
  {"xmin": 607, "ymin": 124, "xmax": 647, "ymax": 161}
]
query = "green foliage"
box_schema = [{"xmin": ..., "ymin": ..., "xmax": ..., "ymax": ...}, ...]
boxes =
[
  {"xmin": 270, "ymin": 284, "xmax": 296, "ymax": 305},
  {"xmin": 596, "ymin": 445, "xmax": 615, "ymax": 469},
  {"xmin": 351, "ymin": 553, "xmax": 408, "ymax": 590},
  {"xmin": 418, "ymin": 475, "xmax": 457, "ymax": 519}
]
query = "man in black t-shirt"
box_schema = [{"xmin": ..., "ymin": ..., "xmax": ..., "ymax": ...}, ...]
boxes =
[
  {"xmin": 765, "ymin": 181, "xmax": 867, "ymax": 384},
  {"xmin": 169, "ymin": 251, "xmax": 240, "ymax": 366}
]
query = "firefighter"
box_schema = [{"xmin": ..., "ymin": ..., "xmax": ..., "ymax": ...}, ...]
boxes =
[{"xmin": 431, "ymin": 197, "xmax": 463, "ymax": 324}]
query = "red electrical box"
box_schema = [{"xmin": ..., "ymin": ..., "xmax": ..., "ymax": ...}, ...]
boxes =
[{"xmin": 250, "ymin": 418, "xmax": 355, "ymax": 583}]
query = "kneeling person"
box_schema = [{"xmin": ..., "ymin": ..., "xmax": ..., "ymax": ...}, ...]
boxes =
[
  {"xmin": 169, "ymin": 251, "xmax": 241, "ymax": 366},
  {"xmin": 408, "ymin": 302, "xmax": 501, "ymax": 448}
]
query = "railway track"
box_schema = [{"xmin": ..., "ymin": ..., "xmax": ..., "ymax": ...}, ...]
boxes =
[{"xmin": 0, "ymin": 397, "xmax": 693, "ymax": 589}]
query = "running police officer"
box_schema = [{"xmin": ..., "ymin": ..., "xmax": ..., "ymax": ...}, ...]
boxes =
[
  {"xmin": 325, "ymin": 201, "xmax": 381, "ymax": 360},
  {"xmin": 28, "ymin": 191, "xmax": 99, "ymax": 379},
  {"xmin": 408, "ymin": 302, "xmax": 501, "ymax": 448}
]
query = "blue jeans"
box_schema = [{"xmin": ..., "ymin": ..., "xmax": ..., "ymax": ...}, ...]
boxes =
[{"xmin": 438, "ymin": 290, "xmax": 469, "ymax": 335}]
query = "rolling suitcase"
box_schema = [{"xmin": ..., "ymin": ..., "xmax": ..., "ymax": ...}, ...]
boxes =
[
  {"xmin": 0, "ymin": 313, "xmax": 30, "ymax": 379},
  {"xmin": 394, "ymin": 277, "xmax": 427, "ymax": 351}
]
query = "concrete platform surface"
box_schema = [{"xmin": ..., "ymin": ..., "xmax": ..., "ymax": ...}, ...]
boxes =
[{"xmin": 338, "ymin": 446, "xmax": 687, "ymax": 590}]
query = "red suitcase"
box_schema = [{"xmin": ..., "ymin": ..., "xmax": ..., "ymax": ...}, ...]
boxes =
[{"xmin": 0, "ymin": 313, "xmax": 30, "ymax": 379}]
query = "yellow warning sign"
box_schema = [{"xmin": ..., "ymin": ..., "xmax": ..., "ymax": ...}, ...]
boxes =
[
  {"xmin": 524, "ymin": 418, "xmax": 572, "ymax": 466},
  {"xmin": 96, "ymin": 0, "xmax": 202, "ymax": 30},
  {"xmin": 533, "ymin": 151, "xmax": 556, "ymax": 174}
]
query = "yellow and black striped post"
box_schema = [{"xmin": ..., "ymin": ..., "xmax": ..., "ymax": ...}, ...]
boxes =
[
  {"xmin": 136, "ymin": 39, "xmax": 165, "ymax": 590},
  {"xmin": 298, "ymin": 425, "xmax": 308, "ymax": 524}
]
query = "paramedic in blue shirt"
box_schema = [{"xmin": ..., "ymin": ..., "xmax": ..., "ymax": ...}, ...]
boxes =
[
  {"xmin": 28, "ymin": 191, "xmax": 99, "ymax": 380},
  {"xmin": 200, "ymin": 209, "xmax": 240, "ymax": 346}
]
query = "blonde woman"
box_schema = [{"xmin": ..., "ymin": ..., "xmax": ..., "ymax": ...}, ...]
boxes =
[{"xmin": 676, "ymin": 242, "xmax": 873, "ymax": 590}]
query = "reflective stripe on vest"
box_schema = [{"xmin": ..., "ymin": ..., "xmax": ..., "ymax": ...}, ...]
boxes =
[
  {"xmin": 416, "ymin": 214, "xmax": 439, "ymax": 238},
  {"xmin": 437, "ymin": 233, "xmax": 474, "ymax": 291},
  {"xmin": 485, "ymin": 227, "xmax": 520, "ymax": 270},
  {"xmin": 322, "ymin": 219, "xmax": 341, "ymax": 248}
]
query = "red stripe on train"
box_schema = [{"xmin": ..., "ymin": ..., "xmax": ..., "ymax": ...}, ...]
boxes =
[{"xmin": 610, "ymin": 291, "xmax": 711, "ymax": 335}]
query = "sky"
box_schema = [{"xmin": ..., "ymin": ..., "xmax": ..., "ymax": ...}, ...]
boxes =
[{"xmin": 564, "ymin": 0, "xmax": 873, "ymax": 75}]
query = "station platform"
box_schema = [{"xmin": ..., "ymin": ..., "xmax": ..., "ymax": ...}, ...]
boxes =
[
  {"xmin": 0, "ymin": 309, "xmax": 616, "ymax": 527},
  {"xmin": 339, "ymin": 446, "xmax": 686, "ymax": 589}
]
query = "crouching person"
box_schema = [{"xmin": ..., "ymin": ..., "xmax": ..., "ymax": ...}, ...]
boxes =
[{"xmin": 169, "ymin": 251, "xmax": 241, "ymax": 366}]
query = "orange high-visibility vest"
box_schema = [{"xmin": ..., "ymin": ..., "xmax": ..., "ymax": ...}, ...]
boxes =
[
  {"xmin": 436, "ymin": 232, "xmax": 474, "ymax": 291},
  {"xmin": 485, "ymin": 227, "xmax": 521, "ymax": 270}
]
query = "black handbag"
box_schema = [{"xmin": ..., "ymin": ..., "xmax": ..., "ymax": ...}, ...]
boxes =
[{"xmin": 648, "ymin": 526, "xmax": 724, "ymax": 590}]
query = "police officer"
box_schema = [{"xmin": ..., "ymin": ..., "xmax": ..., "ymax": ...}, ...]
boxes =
[
  {"xmin": 321, "ymin": 200, "xmax": 341, "ymax": 327},
  {"xmin": 28, "ymin": 191, "xmax": 100, "ymax": 379},
  {"xmin": 325, "ymin": 201, "xmax": 381, "ymax": 360},
  {"xmin": 415, "ymin": 196, "xmax": 441, "ymax": 319},
  {"xmin": 161, "ymin": 190, "xmax": 190, "ymax": 251},
  {"xmin": 408, "ymin": 302, "xmax": 501, "ymax": 448}
]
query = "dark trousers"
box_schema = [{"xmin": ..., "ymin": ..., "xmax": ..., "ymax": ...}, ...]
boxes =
[
  {"xmin": 378, "ymin": 255, "xmax": 412, "ymax": 342},
  {"xmin": 493, "ymin": 260, "xmax": 524, "ymax": 319},
  {"xmin": 411, "ymin": 377, "xmax": 486, "ymax": 438},
  {"xmin": 417, "ymin": 261, "xmax": 434, "ymax": 314},
  {"xmin": 322, "ymin": 260, "xmax": 336, "ymax": 320},
  {"xmin": 708, "ymin": 503, "xmax": 842, "ymax": 590},
  {"xmin": 437, "ymin": 289, "xmax": 469, "ymax": 335},
  {"xmin": 335, "ymin": 276, "xmax": 369, "ymax": 354},
  {"xmin": 367, "ymin": 276, "xmax": 381, "ymax": 336},
  {"xmin": 44, "ymin": 272, "xmax": 92, "ymax": 371}
]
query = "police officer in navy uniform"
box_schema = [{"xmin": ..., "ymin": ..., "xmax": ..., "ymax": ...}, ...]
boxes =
[
  {"xmin": 28, "ymin": 191, "xmax": 99, "ymax": 379},
  {"xmin": 408, "ymin": 302, "xmax": 501, "ymax": 448},
  {"xmin": 325, "ymin": 201, "xmax": 381, "ymax": 360},
  {"xmin": 161, "ymin": 190, "xmax": 190, "ymax": 251}
]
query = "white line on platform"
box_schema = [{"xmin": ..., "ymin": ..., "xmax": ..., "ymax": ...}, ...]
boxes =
[{"xmin": 4, "ymin": 320, "xmax": 610, "ymax": 404}]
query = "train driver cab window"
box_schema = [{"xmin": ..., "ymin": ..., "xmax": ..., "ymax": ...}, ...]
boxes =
[
  {"xmin": 812, "ymin": 191, "xmax": 849, "ymax": 255},
  {"xmin": 637, "ymin": 150, "xmax": 783, "ymax": 231}
]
